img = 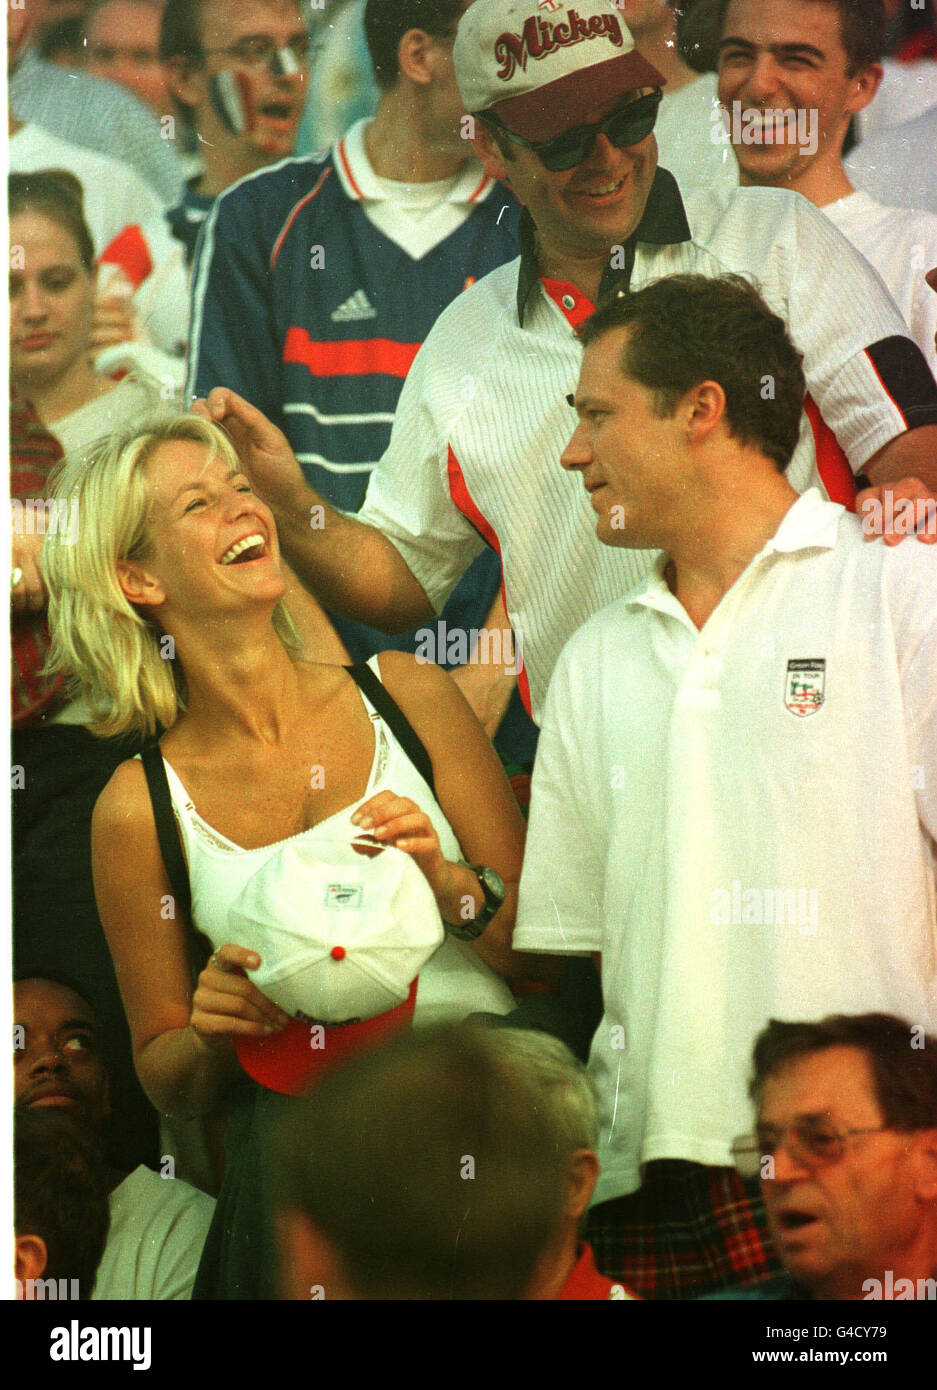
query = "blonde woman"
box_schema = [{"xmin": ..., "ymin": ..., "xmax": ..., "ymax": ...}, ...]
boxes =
[{"xmin": 44, "ymin": 413, "xmax": 527, "ymax": 1297}]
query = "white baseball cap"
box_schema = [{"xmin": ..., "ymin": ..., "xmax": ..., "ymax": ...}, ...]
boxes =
[
  {"xmin": 454, "ymin": 0, "xmax": 665, "ymax": 141},
  {"xmin": 227, "ymin": 839, "xmax": 445, "ymax": 1094}
]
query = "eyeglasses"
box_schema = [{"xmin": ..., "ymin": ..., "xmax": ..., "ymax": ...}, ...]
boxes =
[
  {"xmin": 202, "ymin": 34, "xmax": 311, "ymax": 70},
  {"xmin": 482, "ymin": 89, "xmax": 662, "ymax": 172},
  {"xmin": 731, "ymin": 1119, "xmax": 892, "ymax": 1179}
]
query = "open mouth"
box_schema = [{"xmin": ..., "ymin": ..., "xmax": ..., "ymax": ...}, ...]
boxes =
[
  {"xmin": 776, "ymin": 1210, "xmax": 820, "ymax": 1234},
  {"xmin": 574, "ymin": 175, "xmax": 628, "ymax": 201},
  {"xmin": 220, "ymin": 533, "xmax": 267, "ymax": 566},
  {"xmin": 257, "ymin": 102, "xmax": 298, "ymax": 130}
]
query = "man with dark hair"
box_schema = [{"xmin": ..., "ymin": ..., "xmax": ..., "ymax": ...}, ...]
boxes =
[
  {"xmin": 188, "ymin": 0, "xmax": 534, "ymax": 758},
  {"xmin": 159, "ymin": 0, "xmax": 310, "ymax": 262},
  {"xmin": 715, "ymin": 1014, "xmax": 937, "ymax": 1299},
  {"xmin": 82, "ymin": 0, "xmax": 172, "ymax": 117},
  {"xmin": 512, "ymin": 272, "xmax": 937, "ymax": 1297},
  {"xmin": 14, "ymin": 1110, "xmax": 111, "ymax": 1300},
  {"xmin": 270, "ymin": 1024, "xmax": 567, "ymax": 1299},
  {"xmin": 715, "ymin": 0, "xmax": 937, "ymax": 370},
  {"xmin": 14, "ymin": 974, "xmax": 215, "ymax": 1299}
]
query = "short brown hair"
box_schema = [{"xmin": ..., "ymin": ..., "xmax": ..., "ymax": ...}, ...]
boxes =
[
  {"xmin": 750, "ymin": 1013, "xmax": 937, "ymax": 1130},
  {"xmin": 579, "ymin": 273, "xmax": 806, "ymax": 471}
]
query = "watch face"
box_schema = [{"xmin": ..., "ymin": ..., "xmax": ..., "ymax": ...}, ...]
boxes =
[{"xmin": 477, "ymin": 866, "xmax": 506, "ymax": 909}]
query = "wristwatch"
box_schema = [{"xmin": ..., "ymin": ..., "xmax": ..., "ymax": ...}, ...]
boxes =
[{"xmin": 445, "ymin": 864, "xmax": 506, "ymax": 941}]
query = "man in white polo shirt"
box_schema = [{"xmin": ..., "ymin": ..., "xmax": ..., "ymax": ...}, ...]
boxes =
[
  {"xmin": 200, "ymin": 0, "xmax": 937, "ymax": 729},
  {"xmin": 512, "ymin": 272, "xmax": 937, "ymax": 1299}
]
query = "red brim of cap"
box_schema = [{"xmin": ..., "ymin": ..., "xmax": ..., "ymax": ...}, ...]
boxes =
[
  {"xmin": 491, "ymin": 51, "xmax": 665, "ymax": 142},
  {"xmin": 234, "ymin": 979, "xmax": 418, "ymax": 1096}
]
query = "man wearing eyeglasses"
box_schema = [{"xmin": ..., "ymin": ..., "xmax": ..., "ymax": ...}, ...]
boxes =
[
  {"xmin": 160, "ymin": 0, "xmax": 310, "ymax": 263},
  {"xmin": 716, "ymin": 1014, "xmax": 937, "ymax": 1300}
]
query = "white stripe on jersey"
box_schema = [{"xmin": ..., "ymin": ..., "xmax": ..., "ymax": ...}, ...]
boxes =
[
  {"xmin": 296, "ymin": 454, "xmax": 377, "ymax": 474},
  {"xmin": 283, "ymin": 402, "xmax": 396, "ymax": 426}
]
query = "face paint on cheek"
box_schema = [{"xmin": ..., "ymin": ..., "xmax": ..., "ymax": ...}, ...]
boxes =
[{"xmin": 208, "ymin": 69, "xmax": 256, "ymax": 136}]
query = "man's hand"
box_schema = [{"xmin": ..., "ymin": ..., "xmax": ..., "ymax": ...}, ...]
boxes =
[
  {"xmin": 11, "ymin": 529, "xmax": 46, "ymax": 617},
  {"xmin": 857, "ymin": 476, "xmax": 937, "ymax": 546},
  {"xmin": 191, "ymin": 387, "xmax": 310, "ymax": 520}
]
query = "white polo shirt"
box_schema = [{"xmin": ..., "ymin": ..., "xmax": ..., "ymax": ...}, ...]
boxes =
[
  {"xmin": 359, "ymin": 175, "xmax": 933, "ymax": 720},
  {"xmin": 513, "ymin": 490, "xmax": 937, "ymax": 1206}
]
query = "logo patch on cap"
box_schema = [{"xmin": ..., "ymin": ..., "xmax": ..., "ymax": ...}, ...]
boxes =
[
  {"xmin": 784, "ymin": 659, "xmax": 826, "ymax": 718},
  {"xmin": 325, "ymin": 883, "xmax": 364, "ymax": 910},
  {"xmin": 494, "ymin": 10, "xmax": 623, "ymax": 83}
]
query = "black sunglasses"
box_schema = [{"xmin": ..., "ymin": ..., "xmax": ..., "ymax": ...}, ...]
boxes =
[{"xmin": 483, "ymin": 89, "xmax": 662, "ymax": 172}]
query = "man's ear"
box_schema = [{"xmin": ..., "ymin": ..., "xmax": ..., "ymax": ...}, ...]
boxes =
[
  {"xmin": 469, "ymin": 120, "xmax": 511, "ymax": 187},
  {"xmin": 566, "ymin": 1149, "xmax": 600, "ymax": 1223},
  {"xmin": 164, "ymin": 55, "xmax": 205, "ymax": 110},
  {"xmin": 15, "ymin": 1234, "xmax": 47, "ymax": 1292},
  {"xmin": 685, "ymin": 380, "xmax": 726, "ymax": 441},
  {"xmin": 845, "ymin": 63, "xmax": 884, "ymax": 118},
  {"xmin": 911, "ymin": 1127, "xmax": 937, "ymax": 1203},
  {"xmin": 397, "ymin": 28, "xmax": 439, "ymax": 87},
  {"xmin": 116, "ymin": 557, "xmax": 165, "ymax": 609}
]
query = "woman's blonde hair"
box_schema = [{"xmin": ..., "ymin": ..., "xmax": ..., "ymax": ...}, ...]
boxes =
[{"xmin": 43, "ymin": 412, "xmax": 302, "ymax": 740}]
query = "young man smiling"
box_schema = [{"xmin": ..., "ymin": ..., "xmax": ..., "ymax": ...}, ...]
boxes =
[{"xmin": 716, "ymin": 0, "xmax": 937, "ymax": 371}]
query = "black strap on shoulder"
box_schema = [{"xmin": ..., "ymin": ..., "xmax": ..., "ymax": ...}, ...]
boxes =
[
  {"xmin": 140, "ymin": 742, "xmax": 193, "ymax": 924},
  {"xmin": 346, "ymin": 662, "xmax": 436, "ymax": 797}
]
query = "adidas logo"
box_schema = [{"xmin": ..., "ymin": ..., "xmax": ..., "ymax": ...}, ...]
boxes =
[{"xmin": 330, "ymin": 290, "xmax": 377, "ymax": 322}]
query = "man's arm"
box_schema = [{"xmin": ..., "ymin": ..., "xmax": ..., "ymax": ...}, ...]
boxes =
[
  {"xmin": 193, "ymin": 388, "xmax": 436, "ymax": 633},
  {"xmin": 864, "ymin": 426, "xmax": 937, "ymax": 492}
]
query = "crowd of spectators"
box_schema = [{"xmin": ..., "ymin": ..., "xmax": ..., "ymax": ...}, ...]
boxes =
[{"xmin": 9, "ymin": 0, "xmax": 937, "ymax": 1303}]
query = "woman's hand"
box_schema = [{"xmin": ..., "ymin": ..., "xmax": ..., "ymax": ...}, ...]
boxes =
[
  {"xmin": 351, "ymin": 791, "xmax": 457, "ymax": 904},
  {"xmin": 190, "ymin": 944, "xmax": 291, "ymax": 1054}
]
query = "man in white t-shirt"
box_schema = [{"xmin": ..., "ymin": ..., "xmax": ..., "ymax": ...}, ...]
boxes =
[
  {"xmin": 13, "ymin": 973, "xmax": 215, "ymax": 1300},
  {"xmin": 715, "ymin": 0, "xmax": 937, "ymax": 373},
  {"xmin": 512, "ymin": 272, "xmax": 937, "ymax": 1298}
]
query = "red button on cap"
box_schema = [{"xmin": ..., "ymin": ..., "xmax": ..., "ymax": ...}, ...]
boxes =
[{"xmin": 330, "ymin": 945, "xmax": 346, "ymax": 961}]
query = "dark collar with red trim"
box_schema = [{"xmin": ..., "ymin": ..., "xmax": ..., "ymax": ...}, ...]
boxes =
[{"xmin": 515, "ymin": 165, "xmax": 691, "ymax": 326}]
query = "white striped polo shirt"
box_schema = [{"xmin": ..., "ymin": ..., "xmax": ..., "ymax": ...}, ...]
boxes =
[{"xmin": 359, "ymin": 172, "xmax": 937, "ymax": 721}]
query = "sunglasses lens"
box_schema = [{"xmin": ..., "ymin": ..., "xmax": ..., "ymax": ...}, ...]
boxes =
[{"xmin": 536, "ymin": 94, "xmax": 660, "ymax": 171}]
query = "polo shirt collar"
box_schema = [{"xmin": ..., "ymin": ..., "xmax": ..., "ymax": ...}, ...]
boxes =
[
  {"xmin": 333, "ymin": 118, "xmax": 496, "ymax": 206},
  {"xmin": 625, "ymin": 489, "xmax": 845, "ymax": 613},
  {"xmin": 515, "ymin": 165, "xmax": 691, "ymax": 325}
]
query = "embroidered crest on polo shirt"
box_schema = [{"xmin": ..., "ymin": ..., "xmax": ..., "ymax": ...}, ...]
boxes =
[
  {"xmin": 785, "ymin": 658, "xmax": 826, "ymax": 718},
  {"xmin": 494, "ymin": 10, "xmax": 623, "ymax": 82}
]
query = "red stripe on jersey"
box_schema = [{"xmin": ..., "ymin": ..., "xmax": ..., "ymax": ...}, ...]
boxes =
[
  {"xmin": 466, "ymin": 171, "xmax": 491, "ymax": 203},
  {"xmin": 282, "ymin": 328, "xmax": 421, "ymax": 377},
  {"xmin": 861, "ymin": 346, "xmax": 908, "ymax": 428},
  {"xmin": 446, "ymin": 445, "xmax": 533, "ymax": 716},
  {"xmin": 804, "ymin": 394, "xmax": 857, "ymax": 510},
  {"xmin": 541, "ymin": 277, "xmax": 596, "ymax": 329},
  {"xmin": 99, "ymin": 225, "xmax": 152, "ymax": 288},
  {"xmin": 337, "ymin": 138, "xmax": 366, "ymax": 199},
  {"xmin": 270, "ymin": 167, "xmax": 332, "ymax": 271}
]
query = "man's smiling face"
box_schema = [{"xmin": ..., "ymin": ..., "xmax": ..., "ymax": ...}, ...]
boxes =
[{"xmin": 473, "ymin": 93, "xmax": 658, "ymax": 262}]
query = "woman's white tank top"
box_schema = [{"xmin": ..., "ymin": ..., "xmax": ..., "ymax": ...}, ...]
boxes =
[{"xmin": 156, "ymin": 655, "xmax": 515, "ymax": 1022}]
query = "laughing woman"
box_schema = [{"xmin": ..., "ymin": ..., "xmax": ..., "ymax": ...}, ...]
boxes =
[{"xmin": 42, "ymin": 413, "xmax": 529, "ymax": 1298}]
